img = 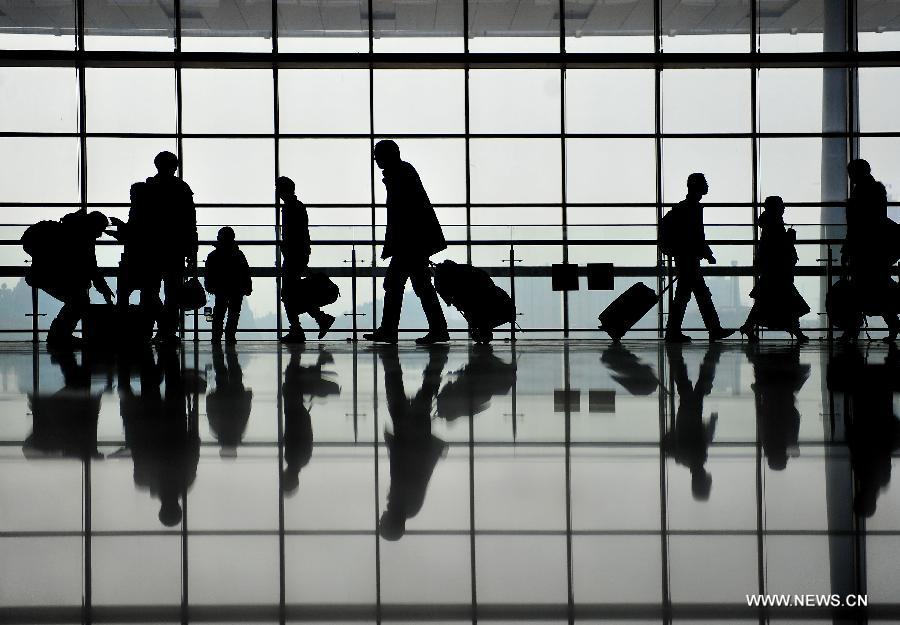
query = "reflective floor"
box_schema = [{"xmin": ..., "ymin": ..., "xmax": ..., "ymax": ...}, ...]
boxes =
[{"xmin": 1, "ymin": 339, "xmax": 898, "ymax": 623}]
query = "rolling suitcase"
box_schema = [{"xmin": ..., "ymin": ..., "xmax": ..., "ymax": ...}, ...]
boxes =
[
  {"xmin": 433, "ymin": 260, "xmax": 516, "ymax": 344},
  {"xmin": 598, "ymin": 281, "xmax": 674, "ymax": 341}
]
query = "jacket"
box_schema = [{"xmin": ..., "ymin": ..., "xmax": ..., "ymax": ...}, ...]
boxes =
[{"xmin": 381, "ymin": 161, "xmax": 446, "ymax": 260}]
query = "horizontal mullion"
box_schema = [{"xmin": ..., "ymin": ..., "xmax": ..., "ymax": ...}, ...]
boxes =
[
  {"xmin": 3, "ymin": 49, "xmax": 900, "ymax": 69},
  {"xmin": 5, "ymin": 131, "xmax": 900, "ymax": 139}
]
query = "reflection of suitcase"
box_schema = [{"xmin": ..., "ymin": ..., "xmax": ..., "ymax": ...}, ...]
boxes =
[
  {"xmin": 599, "ymin": 281, "xmax": 672, "ymax": 341},
  {"xmin": 83, "ymin": 304, "xmax": 151, "ymax": 347}
]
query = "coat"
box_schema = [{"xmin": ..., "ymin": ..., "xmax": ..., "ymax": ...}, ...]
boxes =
[
  {"xmin": 381, "ymin": 161, "xmax": 446, "ymax": 261},
  {"xmin": 205, "ymin": 243, "xmax": 252, "ymax": 297}
]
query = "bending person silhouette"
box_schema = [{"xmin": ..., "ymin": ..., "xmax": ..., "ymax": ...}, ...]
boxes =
[
  {"xmin": 144, "ymin": 151, "xmax": 197, "ymax": 346},
  {"xmin": 276, "ymin": 176, "xmax": 335, "ymax": 344},
  {"xmin": 663, "ymin": 344, "xmax": 720, "ymax": 500},
  {"xmin": 24, "ymin": 209, "xmax": 115, "ymax": 349},
  {"xmin": 379, "ymin": 346, "xmax": 449, "ymax": 540},
  {"xmin": 206, "ymin": 344, "xmax": 252, "ymax": 458},
  {"xmin": 364, "ymin": 140, "xmax": 449, "ymax": 345},
  {"xmin": 841, "ymin": 159, "xmax": 900, "ymax": 342},
  {"xmin": 739, "ymin": 196, "xmax": 810, "ymax": 342},
  {"xmin": 111, "ymin": 182, "xmax": 157, "ymax": 342},
  {"xmin": 664, "ymin": 174, "xmax": 734, "ymax": 343}
]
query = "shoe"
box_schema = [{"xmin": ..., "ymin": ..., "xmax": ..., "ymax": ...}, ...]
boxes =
[
  {"xmin": 317, "ymin": 314, "xmax": 335, "ymax": 340},
  {"xmin": 211, "ymin": 332, "xmax": 223, "ymax": 345},
  {"xmin": 792, "ymin": 329, "xmax": 810, "ymax": 344},
  {"xmin": 709, "ymin": 328, "xmax": 736, "ymax": 342},
  {"xmin": 884, "ymin": 328, "xmax": 899, "ymax": 343},
  {"xmin": 416, "ymin": 330, "xmax": 450, "ymax": 345},
  {"xmin": 738, "ymin": 324, "xmax": 759, "ymax": 342},
  {"xmin": 152, "ymin": 333, "xmax": 181, "ymax": 346},
  {"xmin": 280, "ymin": 329, "xmax": 305, "ymax": 344},
  {"xmin": 225, "ymin": 334, "xmax": 237, "ymax": 345},
  {"xmin": 363, "ymin": 328, "xmax": 398, "ymax": 344},
  {"xmin": 664, "ymin": 331, "xmax": 692, "ymax": 343}
]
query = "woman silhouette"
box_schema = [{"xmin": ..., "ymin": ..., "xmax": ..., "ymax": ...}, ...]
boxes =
[{"xmin": 739, "ymin": 196, "xmax": 810, "ymax": 342}]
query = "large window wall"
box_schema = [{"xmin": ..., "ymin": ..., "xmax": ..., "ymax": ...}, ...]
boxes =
[{"xmin": 1, "ymin": 1, "xmax": 899, "ymax": 339}]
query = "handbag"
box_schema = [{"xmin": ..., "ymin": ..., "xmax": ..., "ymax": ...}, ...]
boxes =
[{"xmin": 180, "ymin": 277, "xmax": 207, "ymax": 310}]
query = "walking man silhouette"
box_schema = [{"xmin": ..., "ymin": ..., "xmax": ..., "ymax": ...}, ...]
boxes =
[
  {"xmin": 664, "ymin": 173, "xmax": 734, "ymax": 343},
  {"xmin": 144, "ymin": 151, "xmax": 197, "ymax": 346},
  {"xmin": 364, "ymin": 140, "xmax": 449, "ymax": 345}
]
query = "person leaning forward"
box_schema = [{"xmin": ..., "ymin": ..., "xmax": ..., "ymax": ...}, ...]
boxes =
[{"xmin": 364, "ymin": 140, "xmax": 449, "ymax": 345}]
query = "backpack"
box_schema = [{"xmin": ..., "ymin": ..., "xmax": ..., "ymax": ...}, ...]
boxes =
[
  {"xmin": 21, "ymin": 220, "xmax": 65, "ymax": 259},
  {"xmin": 659, "ymin": 208, "xmax": 681, "ymax": 257}
]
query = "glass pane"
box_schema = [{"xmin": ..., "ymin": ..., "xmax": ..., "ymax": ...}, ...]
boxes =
[
  {"xmin": 183, "ymin": 138, "xmax": 275, "ymax": 204},
  {"xmin": 758, "ymin": 138, "xmax": 823, "ymax": 204},
  {"xmin": 0, "ymin": 67, "xmax": 78, "ymax": 132},
  {"xmin": 660, "ymin": 0, "xmax": 751, "ymax": 53},
  {"xmin": 662, "ymin": 69, "xmax": 750, "ymax": 134},
  {"xmin": 662, "ymin": 139, "xmax": 752, "ymax": 205},
  {"xmin": 565, "ymin": 69, "xmax": 655, "ymax": 135},
  {"xmin": 181, "ymin": 0, "xmax": 272, "ymax": 52},
  {"xmin": 373, "ymin": 0, "xmax": 463, "ymax": 52},
  {"xmin": 182, "ymin": 69, "xmax": 274, "ymax": 134},
  {"xmin": 573, "ymin": 536, "xmax": 662, "ymax": 603},
  {"xmin": 566, "ymin": 139, "xmax": 656, "ymax": 204},
  {"xmin": 280, "ymin": 139, "xmax": 371, "ymax": 205},
  {"xmin": 858, "ymin": 0, "xmax": 900, "ymax": 52},
  {"xmin": 87, "ymin": 138, "xmax": 178, "ymax": 204},
  {"xmin": 467, "ymin": 0, "xmax": 561, "ymax": 53},
  {"xmin": 668, "ymin": 536, "xmax": 757, "ymax": 603},
  {"xmin": 470, "ymin": 70, "xmax": 561, "ymax": 134},
  {"xmin": 757, "ymin": 68, "xmax": 823, "ymax": 134},
  {"xmin": 371, "ymin": 139, "xmax": 465, "ymax": 206},
  {"xmin": 83, "ymin": 0, "xmax": 174, "ymax": 51},
  {"xmin": 86, "ymin": 68, "xmax": 176, "ymax": 134},
  {"xmin": 564, "ymin": 0, "xmax": 654, "ymax": 52},
  {"xmin": 374, "ymin": 70, "xmax": 464, "ymax": 134},
  {"xmin": 758, "ymin": 0, "xmax": 826, "ymax": 52},
  {"xmin": 278, "ymin": 0, "xmax": 368, "ymax": 53},
  {"xmin": 475, "ymin": 535, "xmax": 568, "ymax": 604},
  {"xmin": 470, "ymin": 139, "xmax": 561, "ymax": 203},
  {"xmin": 279, "ymin": 69, "xmax": 370, "ymax": 134},
  {"xmin": 0, "ymin": 0, "xmax": 76, "ymax": 50},
  {"xmin": 859, "ymin": 67, "xmax": 900, "ymax": 132},
  {"xmin": 0, "ymin": 138, "xmax": 80, "ymax": 203},
  {"xmin": 92, "ymin": 537, "xmax": 181, "ymax": 606}
]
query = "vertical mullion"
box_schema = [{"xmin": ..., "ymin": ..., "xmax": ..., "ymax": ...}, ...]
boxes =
[
  {"xmin": 847, "ymin": 0, "xmax": 858, "ymax": 162},
  {"xmin": 368, "ymin": 0, "xmax": 377, "ymax": 334},
  {"xmin": 277, "ymin": 345, "xmax": 286, "ymax": 624},
  {"xmin": 563, "ymin": 344, "xmax": 574, "ymax": 624},
  {"xmin": 654, "ymin": 0, "xmax": 664, "ymax": 338},
  {"xmin": 464, "ymin": 0, "xmax": 472, "ymax": 266},
  {"xmin": 372, "ymin": 352, "xmax": 382, "ymax": 622},
  {"xmin": 750, "ymin": 0, "xmax": 760, "ymax": 322},
  {"xmin": 273, "ymin": 0, "xmax": 283, "ymax": 339}
]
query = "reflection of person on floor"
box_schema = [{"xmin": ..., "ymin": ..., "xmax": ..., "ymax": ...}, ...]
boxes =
[
  {"xmin": 119, "ymin": 346, "xmax": 201, "ymax": 526},
  {"xmin": 663, "ymin": 344, "xmax": 720, "ymax": 500},
  {"xmin": 745, "ymin": 344, "xmax": 810, "ymax": 470},
  {"xmin": 206, "ymin": 344, "xmax": 252, "ymax": 458},
  {"xmin": 281, "ymin": 346, "xmax": 339, "ymax": 494},
  {"xmin": 435, "ymin": 344, "xmax": 516, "ymax": 421},
  {"xmin": 830, "ymin": 344, "xmax": 900, "ymax": 517},
  {"xmin": 24, "ymin": 350, "xmax": 102, "ymax": 460},
  {"xmin": 379, "ymin": 346, "xmax": 449, "ymax": 540}
]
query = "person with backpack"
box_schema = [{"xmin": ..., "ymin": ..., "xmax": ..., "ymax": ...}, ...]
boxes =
[
  {"xmin": 143, "ymin": 151, "xmax": 197, "ymax": 346},
  {"xmin": 363, "ymin": 140, "xmax": 449, "ymax": 345},
  {"xmin": 204, "ymin": 226, "xmax": 252, "ymax": 345},
  {"xmin": 661, "ymin": 173, "xmax": 734, "ymax": 343},
  {"xmin": 276, "ymin": 176, "xmax": 336, "ymax": 344},
  {"xmin": 22, "ymin": 209, "xmax": 115, "ymax": 349}
]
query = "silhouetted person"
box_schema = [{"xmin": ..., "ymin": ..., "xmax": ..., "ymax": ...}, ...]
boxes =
[
  {"xmin": 24, "ymin": 350, "xmax": 102, "ymax": 461},
  {"xmin": 436, "ymin": 344, "xmax": 516, "ymax": 421},
  {"xmin": 119, "ymin": 345, "xmax": 201, "ymax": 526},
  {"xmin": 110, "ymin": 182, "xmax": 157, "ymax": 342},
  {"xmin": 206, "ymin": 344, "xmax": 252, "ymax": 458},
  {"xmin": 379, "ymin": 346, "xmax": 448, "ymax": 540},
  {"xmin": 144, "ymin": 151, "xmax": 197, "ymax": 346},
  {"xmin": 663, "ymin": 344, "xmax": 720, "ymax": 500},
  {"xmin": 828, "ymin": 344, "xmax": 900, "ymax": 517},
  {"xmin": 600, "ymin": 342, "xmax": 660, "ymax": 396},
  {"xmin": 26, "ymin": 209, "xmax": 115, "ymax": 349},
  {"xmin": 364, "ymin": 140, "xmax": 449, "ymax": 345},
  {"xmin": 281, "ymin": 345, "xmax": 339, "ymax": 494},
  {"xmin": 745, "ymin": 344, "xmax": 809, "ymax": 470},
  {"xmin": 204, "ymin": 226, "xmax": 252, "ymax": 345},
  {"xmin": 739, "ymin": 196, "xmax": 810, "ymax": 342},
  {"xmin": 276, "ymin": 176, "xmax": 335, "ymax": 344},
  {"xmin": 841, "ymin": 159, "xmax": 900, "ymax": 342},
  {"xmin": 664, "ymin": 173, "xmax": 734, "ymax": 343}
]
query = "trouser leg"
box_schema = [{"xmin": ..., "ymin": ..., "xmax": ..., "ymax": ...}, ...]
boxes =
[
  {"xmin": 159, "ymin": 268, "xmax": 184, "ymax": 337},
  {"xmin": 225, "ymin": 296, "xmax": 241, "ymax": 338},
  {"xmin": 667, "ymin": 260, "xmax": 693, "ymax": 332},
  {"xmin": 692, "ymin": 273, "xmax": 722, "ymax": 331},
  {"xmin": 212, "ymin": 295, "xmax": 227, "ymax": 341},
  {"xmin": 381, "ymin": 259, "xmax": 409, "ymax": 333},
  {"xmin": 409, "ymin": 263, "xmax": 447, "ymax": 331},
  {"xmin": 49, "ymin": 290, "xmax": 88, "ymax": 342}
]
